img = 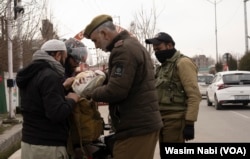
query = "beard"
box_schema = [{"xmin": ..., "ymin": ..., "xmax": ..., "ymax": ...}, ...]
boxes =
[
  {"xmin": 60, "ymin": 58, "xmax": 65, "ymax": 67},
  {"xmin": 98, "ymin": 33, "xmax": 109, "ymax": 52}
]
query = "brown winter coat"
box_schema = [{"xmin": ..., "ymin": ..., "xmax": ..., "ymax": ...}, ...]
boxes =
[{"xmin": 91, "ymin": 31, "xmax": 163, "ymax": 139}]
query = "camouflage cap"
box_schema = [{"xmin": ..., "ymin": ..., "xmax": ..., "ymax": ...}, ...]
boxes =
[{"xmin": 84, "ymin": 14, "xmax": 113, "ymax": 39}]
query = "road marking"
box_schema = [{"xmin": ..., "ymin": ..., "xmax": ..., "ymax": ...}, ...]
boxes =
[{"xmin": 231, "ymin": 111, "xmax": 250, "ymax": 119}]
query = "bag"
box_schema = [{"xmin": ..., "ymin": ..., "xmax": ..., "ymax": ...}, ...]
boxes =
[
  {"xmin": 67, "ymin": 98, "xmax": 104, "ymax": 157},
  {"xmin": 72, "ymin": 70, "xmax": 106, "ymax": 97},
  {"xmin": 67, "ymin": 70, "xmax": 106, "ymax": 157}
]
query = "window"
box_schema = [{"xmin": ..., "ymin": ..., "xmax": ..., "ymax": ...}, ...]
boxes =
[
  {"xmin": 198, "ymin": 74, "xmax": 214, "ymax": 83},
  {"xmin": 223, "ymin": 73, "xmax": 250, "ymax": 85}
]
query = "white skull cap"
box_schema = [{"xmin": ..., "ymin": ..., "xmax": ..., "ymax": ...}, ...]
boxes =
[{"xmin": 41, "ymin": 39, "xmax": 67, "ymax": 51}]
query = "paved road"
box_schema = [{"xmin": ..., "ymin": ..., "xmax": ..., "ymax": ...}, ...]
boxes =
[
  {"xmin": 191, "ymin": 98, "xmax": 250, "ymax": 142},
  {"xmin": 9, "ymin": 99, "xmax": 250, "ymax": 158}
]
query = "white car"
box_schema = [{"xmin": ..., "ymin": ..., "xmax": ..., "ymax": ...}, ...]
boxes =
[
  {"xmin": 206, "ymin": 70, "xmax": 250, "ymax": 110},
  {"xmin": 197, "ymin": 73, "xmax": 214, "ymax": 97}
]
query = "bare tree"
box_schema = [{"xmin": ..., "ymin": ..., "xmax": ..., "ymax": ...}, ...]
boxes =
[
  {"xmin": 0, "ymin": 0, "xmax": 58, "ymax": 72},
  {"xmin": 0, "ymin": 0, "xmax": 6, "ymax": 16},
  {"xmin": 128, "ymin": 3, "xmax": 163, "ymax": 56}
]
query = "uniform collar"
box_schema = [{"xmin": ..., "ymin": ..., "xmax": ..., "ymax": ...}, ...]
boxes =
[{"xmin": 106, "ymin": 30, "xmax": 130, "ymax": 51}]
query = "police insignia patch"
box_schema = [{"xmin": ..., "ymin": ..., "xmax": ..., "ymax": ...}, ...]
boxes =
[{"xmin": 113, "ymin": 64, "xmax": 123, "ymax": 77}]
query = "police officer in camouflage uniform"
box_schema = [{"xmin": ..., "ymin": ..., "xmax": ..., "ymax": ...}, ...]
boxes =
[
  {"xmin": 83, "ymin": 14, "xmax": 163, "ymax": 159},
  {"xmin": 146, "ymin": 32, "xmax": 202, "ymax": 158}
]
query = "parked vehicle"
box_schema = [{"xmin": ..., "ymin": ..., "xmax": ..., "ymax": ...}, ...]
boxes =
[
  {"xmin": 206, "ymin": 71, "xmax": 250, "ymax": 110},
  {"xmin": 197, "ymin": 73, "xmax": 214, "ymax": 97}
]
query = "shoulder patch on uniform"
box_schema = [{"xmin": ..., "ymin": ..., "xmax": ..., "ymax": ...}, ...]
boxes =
[
  {"xmin": 113, "ymin": 63, "xmax": 124, "ymax": 77},
  {"xmin": 114, "ymin": 40, "xmax": 124, "ymax": 48}
]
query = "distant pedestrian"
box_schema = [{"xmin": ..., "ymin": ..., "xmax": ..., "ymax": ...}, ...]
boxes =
[
  {"xmin": 83, "ymin": 14, "xmax": 163, "ymax": 159},
  {"xmin": 16, "ymin": 39, "xmax": 80, "ymax": 159},
  {"xmin": 146, "ymin": 32, "xmax": 201, "ymax": 157}
]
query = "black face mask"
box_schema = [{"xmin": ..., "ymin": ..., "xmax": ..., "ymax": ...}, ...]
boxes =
[{"xmin": 155, "ymin": 48, "xmax": 176, "ymax": 63}]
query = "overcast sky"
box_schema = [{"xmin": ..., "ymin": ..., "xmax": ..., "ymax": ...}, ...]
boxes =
[{"xmin": 49, "ymin": 0, "xmax": 250, "ymax": 60}]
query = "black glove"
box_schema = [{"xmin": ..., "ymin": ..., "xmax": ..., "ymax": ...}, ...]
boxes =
[{"xmin": 183, "ymin": 124, "xmax": 194, "ymax": 141}]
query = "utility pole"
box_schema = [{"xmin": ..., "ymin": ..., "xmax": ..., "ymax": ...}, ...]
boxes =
[
  {"xmin": 5, "ymin": 0, "xmax": 23, "ymax": 121},
  {"xmin": 207, "ymin": 0, "xmax": 222, "ymax": 63},
  {"xmin": 244, "ymin": 0, "xmax": 249, "ymax": 53},
  {"xmin": 6, "ymin": 0, "xmax": 15, "ymax": 119},
  {"xmin": 14, "ymin": 0, "xmax": 24, "ymax": 69},
  {"xmin": 214, "ymin": 1, "xmax": 219, "ymax": 63}
]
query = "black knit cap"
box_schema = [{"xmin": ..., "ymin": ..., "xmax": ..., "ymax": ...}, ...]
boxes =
[{"xmin": 145, "ymin": 32, "xmax": 175, "ymax": 46}]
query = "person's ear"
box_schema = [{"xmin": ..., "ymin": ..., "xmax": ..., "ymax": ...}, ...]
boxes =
[
  {"xmin": 167, "ymin": 43, "xmax": 174, "ymax": 49},
  {"xmin": 100, "ymin": 30, "xmax": 105, "ymax": 36},
  {"xmin": 54, "ymin": 52, "xmax": 62, "ymax": 61},
  {"xmin": 167, "ymin": 45, "xmax": 170, "ymax": 50},
  {"xmin": 100, "ymin": 29, "xmax": 109, "ymax": 40}
]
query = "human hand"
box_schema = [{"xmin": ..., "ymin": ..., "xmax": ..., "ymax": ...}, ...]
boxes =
[
  {"xmin": 66, "ymin": 92, "xmax": 80, "ymax": 103},
  {"xmin": 63, "ymin": 77, "xmax": 75, "ymax": 90},
  {"xmin": 83, "ymin": 90, "xmax": 92, "ymax": 100},
  {"xmin": 183, "ymin": 124, "xmax": 194, "ymax": 141}
]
